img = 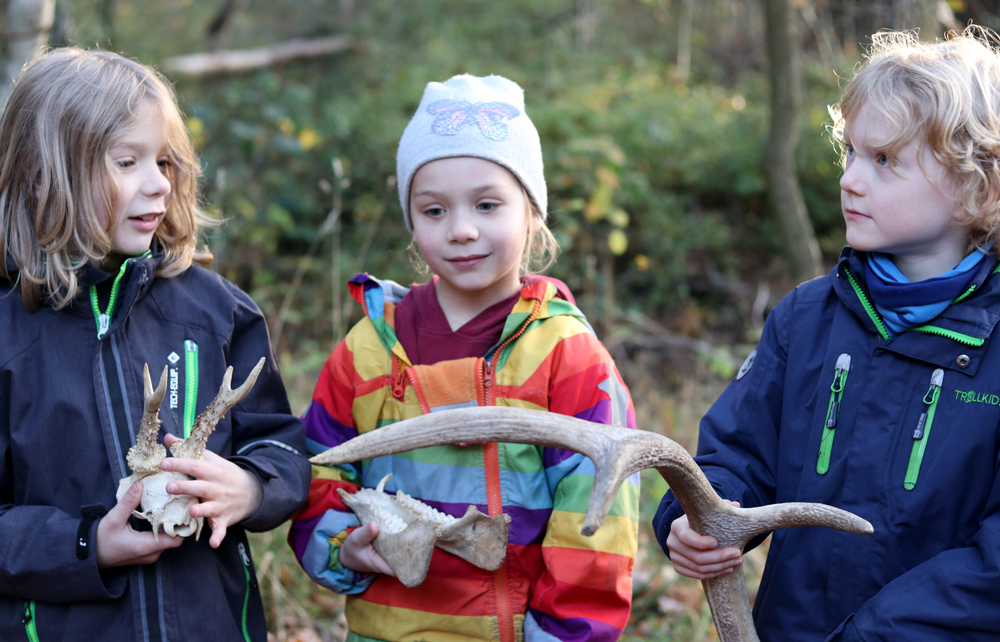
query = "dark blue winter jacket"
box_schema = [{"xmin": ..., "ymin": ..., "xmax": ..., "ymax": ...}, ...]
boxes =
[
  {"xmin": 0, "ymin": 245, "xmax": 311, "ymax": 641},
  {"xmin": 654, "ymin": 247, "xmax": 1000, "ymax": 641}
]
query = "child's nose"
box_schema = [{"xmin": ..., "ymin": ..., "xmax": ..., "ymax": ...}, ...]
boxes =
[
  {"xmin": 839, "ymin": 161, "xmax": 864, "ymax": 195},
  {"xmin": 447, "ymin": 210, "xmax": 479, "ymax": 242},
  {"xmin": 144, "ymin": 165, "xmax": 172, "ymax": 198}
]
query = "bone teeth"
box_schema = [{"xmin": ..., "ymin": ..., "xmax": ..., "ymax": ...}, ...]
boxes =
[{"xmin": 394, "ymin": 491, "xmax": 457, "ymax": 526}]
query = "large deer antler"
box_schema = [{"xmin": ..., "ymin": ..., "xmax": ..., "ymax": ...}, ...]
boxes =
[{"xmin": 312, "ymin": 406, "xmax": 873, "ymax": 642}]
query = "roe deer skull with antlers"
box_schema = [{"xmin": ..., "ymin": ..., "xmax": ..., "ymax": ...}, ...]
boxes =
[
  {"xmin": 311, "ymin": 406, "xmax": 873, "ymax": 642},
  {"xmin": 115, "ymin": 358, "xmax": 266, "ymax": 542}
]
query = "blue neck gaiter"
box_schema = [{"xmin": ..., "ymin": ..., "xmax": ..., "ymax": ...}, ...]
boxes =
[{"xmin": 863, "ymin": 250, "xmax": 988, "ymax": 335}]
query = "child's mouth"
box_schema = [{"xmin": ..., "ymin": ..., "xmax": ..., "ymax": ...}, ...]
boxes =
[
  {"xmin": 448, "ymin": 254, "xmax": 488, "ymax": 268},
  {"xmin": 129, "ymin": 212, "xmax": 164, "ymax": 231}
]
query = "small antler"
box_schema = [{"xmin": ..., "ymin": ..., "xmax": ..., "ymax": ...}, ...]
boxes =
[
  {"xmin": 126, "ymin": 364, "xmax": 169, "ymax": 475},
  {"xmin": 169, "ymin": 357, "xmax": 266, "ymax": 460},
  {"xmin": 312, "ymin": 406, "xmax": 873, "ymax": 642}
]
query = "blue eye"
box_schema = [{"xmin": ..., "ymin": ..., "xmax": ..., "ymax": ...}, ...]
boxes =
[
  {"xmin": 846, "ymin": 144, "xmax": 855, "ymax": 157},
  {"xmin": 876, "ymin": 154, "xmax": 889, "ymax": 166},
  {"xmin": 116, "ymin": 159, "xmax": 135, "ymax": 169},
  {"xmin": 477, "ymin": 202, "xmax": 497, "ymax": 212}
]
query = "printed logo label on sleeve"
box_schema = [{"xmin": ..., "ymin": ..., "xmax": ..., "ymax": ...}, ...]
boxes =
[{"xmin": 736, "ymin": 349, "xmax": 757, "ymax": 381}]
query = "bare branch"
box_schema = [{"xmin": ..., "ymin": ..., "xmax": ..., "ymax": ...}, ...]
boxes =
[{"xmin": 161, "ymin": 35, "xmax": 354, "ymax": 77}]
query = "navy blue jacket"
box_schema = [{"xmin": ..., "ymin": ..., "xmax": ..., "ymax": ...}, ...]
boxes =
[
  {"xmin": 0, "ymin": 246, "xmax": 310, "ymax": 641},
  {"xmin": 654, "ymin": 248, "xmax": 1000, "ymax": 641}
]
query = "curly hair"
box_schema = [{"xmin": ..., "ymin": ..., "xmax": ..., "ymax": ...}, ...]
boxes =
[
  {"xmin": 0, "ymin": 47, "xmax": 215, "ymax": 310},
  {"xmin": 830, "ymin": 27, "xmax": 1000, "ymax": 253}
]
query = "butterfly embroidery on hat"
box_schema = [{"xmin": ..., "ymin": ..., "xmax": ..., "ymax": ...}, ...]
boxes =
[{"xmin": 426, "ymin": 99, "xmax": 520, "ymax": 141}]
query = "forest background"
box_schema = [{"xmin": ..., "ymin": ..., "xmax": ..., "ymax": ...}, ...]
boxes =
[{"xmin": 1, "ymin": 1, "xmax": 993, "ymax": 640}]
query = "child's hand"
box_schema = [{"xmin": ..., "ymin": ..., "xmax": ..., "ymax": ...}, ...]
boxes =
[
  {"xmin": 339, "ymin": 521, "xmax": 396, "ymax": 576},
  {"xmin": 159, "ymin": 433, "xmax": 263, "ymax": 549},
  {"xmin": 666, "ymin": 500, "xmax": 744, "ymax": 580},
  {"xmin": 96, "ymin": 480, "xmax": 184, "ymax": 568}
]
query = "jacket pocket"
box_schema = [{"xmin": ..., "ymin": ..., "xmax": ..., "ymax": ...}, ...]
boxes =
[
  {"xmin": 817, "ymin": 353, "xmax": 851, "ymax": 475},
  {"xmin": 236, "ymin": 540, "xmax": 258, "ymax": 642}
]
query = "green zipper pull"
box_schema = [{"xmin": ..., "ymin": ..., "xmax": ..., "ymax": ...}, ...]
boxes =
[
  {"xmin": 238, "ymin": 542, "xmax": 255, "ymax": 642},
  {"xmin": 23, "ymin": 600, "xmax": 38, "ymax": 642},
  {"xmin": 904, "ymin": 368, "xmax": 944, "ymax": 490},
  {"xmin": 183, "ymin": 340, "xmax": 199, "ymax": 439},
  {"xmin": 88, "ymin": 259, "xmax": 132, "ymax": 340},
  {"xmin": 817, "ymin": 353, "xmax": 851, "ymax": 475}
]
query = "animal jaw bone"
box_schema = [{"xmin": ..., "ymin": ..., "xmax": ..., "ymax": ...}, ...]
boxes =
[
  {"xmin": 337, "ymin": 473, "xmax": 510, "ymax": 587},
  {"xmin": 312, "ymin": 406, "xmax": 874, "ymax": 642},
  {"xmin": 116, "ymin": 358, "xmax": 266, "ymax": 542}
]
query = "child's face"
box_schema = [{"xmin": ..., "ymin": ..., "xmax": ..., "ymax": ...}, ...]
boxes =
[
  {"xmin": 840, "ymin": 104, "xmax": 971, "ymax": 280},
  {"xmin": 96, "ymin": 108, "xmax": 173, "ymax": 258},
  {"xmin": 410, "ymin": 157, "xmax": 530, "ymax": 309}
]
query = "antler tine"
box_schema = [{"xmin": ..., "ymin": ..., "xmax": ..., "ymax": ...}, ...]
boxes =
[
  {"xmin": 170, "ymin": 357, "xmax": 266, "ymax": 460},
  {"xmin": 313, "ymin": 406, "xmax": 874, "ymax": 642},
  {"xmin": 127, "ymin": 364, "xmax": 169, "ymax": 474}
]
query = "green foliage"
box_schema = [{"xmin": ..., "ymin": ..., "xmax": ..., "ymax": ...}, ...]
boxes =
[{"xmin": 48, "ymin": 4, "xmax": 853, "ymax": 637}]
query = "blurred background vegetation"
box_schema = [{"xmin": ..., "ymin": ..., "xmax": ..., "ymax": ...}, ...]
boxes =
[{"xmin": 2, "ymin": 0, "xmax": 993, "ymax": 640}]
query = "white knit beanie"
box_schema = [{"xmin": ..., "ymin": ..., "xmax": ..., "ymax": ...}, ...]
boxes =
[{"xmin": 396, "ymin": 74, "xmax": 546, "ymax": 232}]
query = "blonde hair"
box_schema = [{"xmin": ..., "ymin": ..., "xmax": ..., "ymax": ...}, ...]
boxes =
[
  {"xmin": 0, "ymin": 47, "xmax": 215, "ymax": 310},
  {"xmin": 407, "ymin": 187, "xmax": 560, "ymax": 278},
  {"xmin": 830, "ymin": 27, "xmax": 1000, "ymax": 252}
]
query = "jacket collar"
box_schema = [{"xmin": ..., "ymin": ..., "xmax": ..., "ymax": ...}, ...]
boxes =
[
  {"xmin": 833, "ymin": 246, "xmax": 1000, "ymax": 376},
  {"xmin": 4, "ymin": 241, "xmax": 165, "ymax": 317},
  {"xmin": 348, "ymin": 272, "xmax": 593, "ymax": 363}
]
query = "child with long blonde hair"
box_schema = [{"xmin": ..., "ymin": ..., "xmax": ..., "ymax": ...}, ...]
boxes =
[
  {"xmin": 0, "ymin": 48, "xmax": 309, "ymax": 640},
  {"xmin": 290, "ymin": 74, "xmax": 639, "ymax": 642}
]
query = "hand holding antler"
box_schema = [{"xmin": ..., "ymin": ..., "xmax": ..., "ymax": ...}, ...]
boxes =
[
  {"xmin": 116, "ymin": 358, "xmax": 267, "ymax": 545},
  {"xmin": 160, "ymin": 433, "xmax": 263, "ymax": 548},
  {"xmin": 312, "ymin": 406, "xmax": 873, "ymax": 642}
]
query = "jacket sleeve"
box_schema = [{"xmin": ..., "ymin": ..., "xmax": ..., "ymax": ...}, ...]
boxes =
[
  {"xmin": 526, "ymin": 329, "xmax": 639, "ymax": 642},
  {"xmin": 225, "ymin": 289, "xmax": 311, "ymax": 532},
  {"xmin": 652, "ymin": 294, "xmax": 790, "ymax": 556},
  {"xmin": 0, "ymin": 360, "xmax": 126, "ymax": 602},
  {"xmin": 287, "ymin": 338, "xmax": 375, "ymax": 594},
  {"xmin": 837, "ymin": 460, "xmax": 1000, "ymax": 641}
]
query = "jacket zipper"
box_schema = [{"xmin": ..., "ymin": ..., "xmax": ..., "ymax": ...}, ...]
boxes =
[
  {"xmin": 87, "ymin": 251, "xmax": 152, "ymax": 340},
  {"xmin": 843, "ymin": 267, "xmax": 891, "ymax": 341},
  {"xmin": 88, "ymin": 260, "xmax": 131, "ymax": 340},
  {"xmin": 907, "ymin": 324, "xmax": 985, "ymax": 347},
  {"xmin": 482, "ymin": 298, "xmax": 541, "ymax": 642},
  {"xmin": 183, "ymin": 340, "xmax": 199, "ymax": 438},
  {"xmin": 817, "ymin": 353, "xmax": 851, "ymax": 475},
  {"xmin": 904, "ymin": 368, "xmax": 943, "ymax": 490},
  {"xmin": 237, "ymin": 542, "xmax": 256, "ymax": 642},
  {"xmin": 23, "ymin": 600, "xmax": 38, "ymax": 642}
]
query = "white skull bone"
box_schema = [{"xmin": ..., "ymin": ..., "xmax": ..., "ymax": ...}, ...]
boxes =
[{"xmin": 115, "ymin": 358, "xmax": 265, "ymax": 542}]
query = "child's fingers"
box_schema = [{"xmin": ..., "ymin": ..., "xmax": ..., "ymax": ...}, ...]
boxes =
[
  {"xmin": 164, "ymin": 478, "xmax": 212, "ymax": 499},
  {"xmin": 110, "ymin": 480, "xmax": 144, "ymax": 521},
  {"xmin": 208, "ymin": 518, "xmax": 227, "ymax": 549},
  {"xmin": 671, "ymin": 554, "xmax": 742, "ymax": 580},
  {"xmin": 676, "ymin": 524, "xmax": 719, "ymax": 550},
  {"xmin": 159, "ymin": 457, "xmax": 220, "ymax": 480}
]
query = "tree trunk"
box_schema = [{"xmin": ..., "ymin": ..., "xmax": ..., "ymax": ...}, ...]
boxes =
[
  {"xmin": 0, "ymin": 0, "xmax": 55, "ymax": 108},
  {"xmin": 912, "ymin": 0, "xmax": 942, "ymax": 41},
  {"xmin": 675, "ymin": 0, "xmax": 693, "ymax": 82},
  {"xmin": 764, "ymin": 0, "xmax": 823, "ymax": 281}
]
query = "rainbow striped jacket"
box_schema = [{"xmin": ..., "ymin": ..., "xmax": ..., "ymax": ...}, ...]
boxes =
[{"xmin": 289, "ymin": 274, "xmax": 639, "ymax": 642}]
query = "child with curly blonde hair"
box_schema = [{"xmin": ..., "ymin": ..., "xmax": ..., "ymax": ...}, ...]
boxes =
[{"xmin": 655, "ymin": 28, "xmax": 1000, "ymax": 641}]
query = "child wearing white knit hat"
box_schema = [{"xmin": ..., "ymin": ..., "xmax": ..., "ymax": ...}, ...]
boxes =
[{"xmin": 292, "ymin": 74, "xmax": 638, "ymax": 642}]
